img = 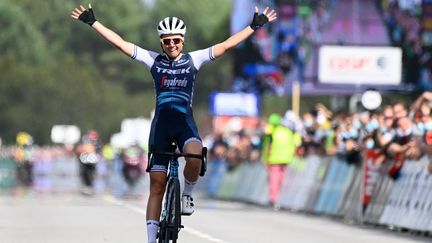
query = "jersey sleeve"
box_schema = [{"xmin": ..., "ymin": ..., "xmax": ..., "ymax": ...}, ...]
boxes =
[
  {"xmin": 189, "ymin": 46, "xmax": 216, "ymax": 70},
  {"xmin": 130, "ymin": 45, "xmax": 159, "ymax": 69}
]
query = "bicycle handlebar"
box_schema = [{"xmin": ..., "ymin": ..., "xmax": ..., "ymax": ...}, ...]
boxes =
[
  {"xmin": 147, "ymin": 146, "xmax": 208, "ymax": 176},
  {"xmin": 149, "ymin": 150, "xmax": 204, "ymax": 160}
]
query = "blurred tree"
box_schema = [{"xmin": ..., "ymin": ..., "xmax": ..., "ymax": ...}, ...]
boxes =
[
  {"xmin": 6, "ymin": 0, "xmax": 74, "ymax": 56},
  {"xmin": 0, "ymin": 55, "xmax": 154, "ymax": 144},
  {"xmin": 0, "ymin": 1, "xmax": 47, "ymax": 64}
]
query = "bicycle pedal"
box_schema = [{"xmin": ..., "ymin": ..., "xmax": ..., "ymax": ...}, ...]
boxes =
[{"xmin": 180, "ymin": 224, "xmax": 184, "ymax": 228}]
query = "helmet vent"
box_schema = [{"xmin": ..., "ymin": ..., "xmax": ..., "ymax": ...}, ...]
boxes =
[{"xmin": 157, "ymin": 17, "xmax": 186, "ymax": 37}]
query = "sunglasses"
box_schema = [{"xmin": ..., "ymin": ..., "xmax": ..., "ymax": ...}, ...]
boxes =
[{"xmin": 161, "ymin": 38, "xmax": 183, "ymax": 45}]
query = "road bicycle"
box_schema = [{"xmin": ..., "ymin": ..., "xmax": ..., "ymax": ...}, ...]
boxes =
[{"xmin": 149, "ymin": 142, "xmax": 207, "ymax": 243}]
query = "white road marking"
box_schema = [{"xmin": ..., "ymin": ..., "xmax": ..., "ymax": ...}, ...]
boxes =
[{"xmin": 104, "ymin": 195, "xmax": 231, "ymax": 243}]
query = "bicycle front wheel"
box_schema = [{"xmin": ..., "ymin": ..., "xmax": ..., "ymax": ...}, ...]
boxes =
[{"xmin": 159, "ymin": 179, "xmax": 181, "ymax": 243}]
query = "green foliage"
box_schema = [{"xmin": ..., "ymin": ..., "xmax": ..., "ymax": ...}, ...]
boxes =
[
  {"xmin": 0, "ymin": 1, "xmax": 47, "ymax": 63},
  {"xmin": 0, "ymin": 55, "xmax": 154, "ymax": 144}
]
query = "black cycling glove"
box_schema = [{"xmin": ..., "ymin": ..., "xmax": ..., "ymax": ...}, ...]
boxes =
[
  {"xmin": 250, "ymin": 12, "xmax": 269, "ymax": 30},
  {"xmin": 79, "ymin": 8, "xmax": 96, "ymax": 26}
]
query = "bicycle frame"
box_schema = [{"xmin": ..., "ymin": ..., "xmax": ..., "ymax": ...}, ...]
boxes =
[
  {"xmin": 148, "ymin": 143, "xmax": 207, "ymax": 243},
  {"xmin": 159, "ymin": 157, "xmax": 181, "ymax": 243}
]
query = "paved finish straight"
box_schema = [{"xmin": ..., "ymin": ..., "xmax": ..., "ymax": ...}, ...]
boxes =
[{"xmin": 0, "ymin": 192, "xmax": 429, "ymax": 243}]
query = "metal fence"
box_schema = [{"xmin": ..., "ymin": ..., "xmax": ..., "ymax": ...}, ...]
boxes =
[
  {"xmin": 211, "ymin": 150, "xmax": 432, "ymax": 235},
  {"xmin": 0, "ymin": 152, "xmax": 149, "ymax": 197}
]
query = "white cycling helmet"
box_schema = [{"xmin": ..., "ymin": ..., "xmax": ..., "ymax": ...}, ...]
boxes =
[{"xmin": 157, "ymin": 17, "xmax": 186, "ymax": 37}]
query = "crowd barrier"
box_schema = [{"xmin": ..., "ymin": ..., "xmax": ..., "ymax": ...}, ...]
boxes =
[
  {"xmin": 0, "ymin": 159, "xmax": 17, "ymax": 189},
  {"xmin": 212, "ymin": 150, "xmax": 432, "ymax": 234},
  {"xmin": 0, "ymin": 155, "xmax": 149, "ymax": 197},
  {"xmin": 0, "ymin": 156, "xmax": 84, "ymax": 193},
  {"xmin": 3, "ymin": 150, "xmax": 432, "ymax": 234}
]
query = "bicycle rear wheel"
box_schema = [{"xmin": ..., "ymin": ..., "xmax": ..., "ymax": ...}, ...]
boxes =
[{"xmin": 159, "ymin": 179, "xmax": 181, "ymax": 243}]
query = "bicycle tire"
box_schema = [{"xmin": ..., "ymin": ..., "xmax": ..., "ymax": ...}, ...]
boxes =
[{"xmin": 159, "ymin": 179, "xmax": 181, "ymax": 243}]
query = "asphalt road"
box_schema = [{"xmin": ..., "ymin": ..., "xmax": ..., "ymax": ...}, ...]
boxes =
[{"xmin": 1, "ymin": 191, "xmax": 430, "ymax": 243}]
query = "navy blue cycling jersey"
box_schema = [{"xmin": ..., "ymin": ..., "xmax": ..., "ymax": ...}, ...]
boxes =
[
  {"xmin": 131, "ymin": 45, "xmax": 215, "ymax": 115},
  {"xmin": 131, "ymin": 45, "xmax": 215, "ymax": 173}
]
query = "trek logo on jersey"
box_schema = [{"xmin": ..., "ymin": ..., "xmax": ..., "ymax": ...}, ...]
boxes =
[
  {"xmin": 156, "ymin": 66, "xmax": 191, "ymax": 74},
  {"xmin": 160, "ymin": 76, "xmax": 188, "ymax": 88}
]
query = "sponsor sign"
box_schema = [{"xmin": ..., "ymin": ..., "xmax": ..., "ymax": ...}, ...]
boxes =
[
  {"xmin": 0, "ymin": 160, "xmax": 16, "ymax": 189},
  {"xmin": 319, "ymin": 45, "xmax": 402, "ymax": 85},
  {"xmin": 210, "ymin": 92, "xmax": 260, "ymax": 117}
]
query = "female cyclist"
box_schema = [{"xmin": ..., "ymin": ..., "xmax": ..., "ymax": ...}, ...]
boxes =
[{"xmin": 71, "ymin": 4, "xmax": 276, "ymax": 242}]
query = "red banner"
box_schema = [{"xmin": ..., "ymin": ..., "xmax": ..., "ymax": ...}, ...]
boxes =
[{"xmin": 363, "ymin": 149, "xmax": 382, "ymax": 205}]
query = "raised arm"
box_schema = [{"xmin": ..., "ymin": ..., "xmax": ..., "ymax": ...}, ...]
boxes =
[
  {"xmin": 410, "ymin": 91, "xmax": 432, "ymax": 111},
  {"xmin": 71, "ymin": 4, "xmax": 134, "ymax": 57},
  {"xmin": 213, "ymin": 6, "xmax": 277, "ymax": 58}
]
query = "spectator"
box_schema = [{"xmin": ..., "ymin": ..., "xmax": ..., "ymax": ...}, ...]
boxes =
[
  {"xmin": 300, "ymin": 112, "xmax": 320, "ymax": 156},
  {"xmin": 261, "ymin": 113, "xmax": 300, "ymax": 209},
  {"xmin": 207, "ymin": 135, "xmax": 229, "ymax": 198},
  {"xmin": 406, "ymin": 91, "xmax": 432, "ymax": 172},
  {"xmin": 386, "ymin": 116, "xmax": 415, "ymax": 179},
  {"xmin": 339, "ymin": 115, "xmax": 363, "ymax": 164},
  {"xmin": 377, "ymin": 105, "xmax": 396, "ymax": 149}
]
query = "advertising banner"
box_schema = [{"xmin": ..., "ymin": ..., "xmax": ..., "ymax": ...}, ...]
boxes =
[
  {"xmin": 0, "ymin": 160, "xmax": 16, "ymax": 189},
  {"xmin": 209, "ymin": 92, "xmax": 260, "ymax": 117},
  {"xmin": 363, "ymin": 149, "xmax": 382, "ymax": 206},
  {"xmin": 318, "ymin": 45, "xmax": 402, "ymax": 85}
]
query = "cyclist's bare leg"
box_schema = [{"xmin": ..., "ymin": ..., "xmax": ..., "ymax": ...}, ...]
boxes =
[
  {"xmin": 183, "ymin": 141, "xmax": 202, "ymax": 182},
  {"xmin": 146, "ymin": 171, "xmax": 167, "ymax": 220},
  {"xmin": 146, "ymin": 171, "xmax": 167, "ymax": 242},
  {"xmin": 181, "ymin": 141, "xmax": 202, "ymax": 214}
]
